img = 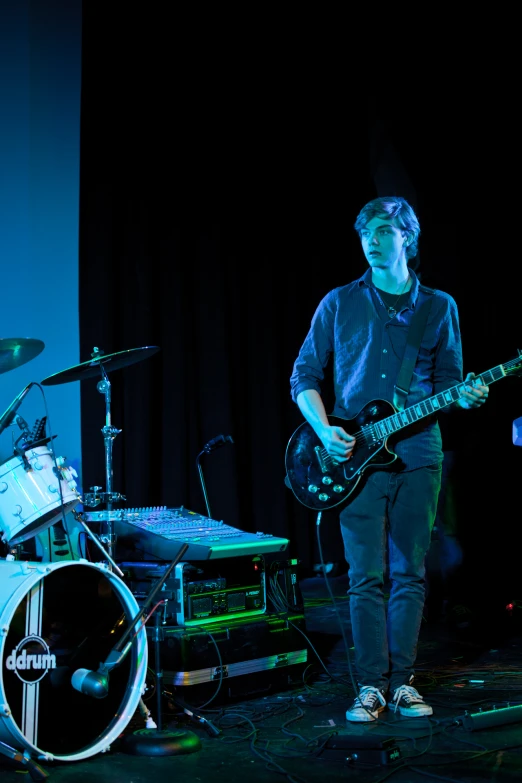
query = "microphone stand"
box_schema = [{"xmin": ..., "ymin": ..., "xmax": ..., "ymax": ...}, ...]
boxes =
[
  {"xmin": 196, "ymin": 434, "xmax": 234, "ymax": 518},
  {"xmin": 0, "ymin": 382, "xmax": 34, "ymax": 438},
  {"xmin": 142, "ymin": 434, "xmax": 236, "ymax": 738},
  {"xmin": 138, "ymin": 585, "xmax": 221, "ymax": 742},
  {"xmin": 120, "ymin": 545, "xmax": 222, "ymax": 753},
  {"xmin": 118, "ymin": 543, "xmax": 202, "ymax": 756}
]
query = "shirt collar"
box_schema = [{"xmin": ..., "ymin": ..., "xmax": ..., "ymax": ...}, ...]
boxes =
[{"xmin": 359, "ymin": 267, "xmax": 421, "ymax": 307}]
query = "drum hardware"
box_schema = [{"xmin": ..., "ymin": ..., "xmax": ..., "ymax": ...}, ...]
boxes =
[
  {"xmin": 4, "ymin": 544, "xmax": 23, "ymax": 562},
  {"xmin": 13, "ymin": 414, "xmax": 48, "ymax": 454},
  {"xmin": 31, "ymin": 520, "xmax": 77, "ymax": 564},
  {"xmin": 70, "ymin": 509, "xmax": 124, "ymax": 577},
  {"xmin": 32, "ymin": 514, "xmax": 95, "ymax": 566},
  {"xmin": 41, "ymin": 345, "xmax": 160, "ymax": 564},
  {"xmin": 0, "ymin": 337, "xmax": 45, "ymax": 376},
  {"xmin": 16, "ymin": 415, "xmax": 53, "ymax": 452},
  {"xmin": 80, "ymin": 348, "xmax": 127, "ymax": 552},
  {"xmin": 0, "ymin": 740, "xmax": 49, "ymax": 780},
  {"xmin": 10, "ymin": 416, "xmax": 56, "ymax": 476}
]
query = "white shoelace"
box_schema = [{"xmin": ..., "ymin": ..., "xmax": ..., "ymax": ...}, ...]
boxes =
[
  {"xmin": 392, "ymin": 685, "xmax": 423, "ymax": 704},
  {"xmin": 356, "ymin": 686, "xmax": 387, "ymax": 708}
]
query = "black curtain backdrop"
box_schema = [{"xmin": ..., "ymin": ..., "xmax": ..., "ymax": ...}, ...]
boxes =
[{"xmin": 77, "ymin": 9, "xmax": 522, "ymax": 607}]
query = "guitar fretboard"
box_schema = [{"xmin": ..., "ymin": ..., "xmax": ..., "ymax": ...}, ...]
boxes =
[{"xmin": 365, "ymin": 361, "xmax": 513, "ymax": 443}]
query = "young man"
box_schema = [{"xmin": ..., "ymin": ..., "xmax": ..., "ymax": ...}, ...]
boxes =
[{"xmin": 290, "ymin": 196, "xmax": 488, "ymax": 722}]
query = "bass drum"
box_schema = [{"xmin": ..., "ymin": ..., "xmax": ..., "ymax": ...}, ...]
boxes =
[{"xmin": 0, "ymin": 559, "xmax": 148, "ymax": 762}]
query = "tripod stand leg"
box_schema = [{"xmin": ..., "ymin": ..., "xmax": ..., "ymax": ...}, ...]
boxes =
[
  {"xmin": 75, "ymin": 514, "xmax": 124, "ymax": 576},
  {"xmin": 138, "ymin": 697, "xmax": 157, "ymax": 729},
  {"xmin": 0, "ymin": 741, "xmax": 49, "ymax": 781}
]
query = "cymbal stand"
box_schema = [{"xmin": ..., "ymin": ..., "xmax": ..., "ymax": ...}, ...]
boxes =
[{"xmin": 83, "ymin": 348, "xmax": 126, "ymax": 563}]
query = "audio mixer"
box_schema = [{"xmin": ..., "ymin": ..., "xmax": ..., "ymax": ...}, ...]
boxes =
[{"xmin": 82, "ymin": 506, "xmax": 290, "ymax": 561}]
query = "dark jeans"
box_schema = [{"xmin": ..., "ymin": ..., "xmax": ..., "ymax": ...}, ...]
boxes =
[{"xmin": 339, "ymin": 463, "xmax": 442, "ymax": 693}]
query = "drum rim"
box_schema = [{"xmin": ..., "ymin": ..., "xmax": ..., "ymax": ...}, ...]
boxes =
[{"xmin": 5, "ymin": 497, "xmax": 82, "ymax": 547}]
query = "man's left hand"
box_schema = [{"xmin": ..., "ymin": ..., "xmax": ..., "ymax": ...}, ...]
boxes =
[{"xmin": 457, "ymin": 372, "xmax": 489, "ymax": 410}]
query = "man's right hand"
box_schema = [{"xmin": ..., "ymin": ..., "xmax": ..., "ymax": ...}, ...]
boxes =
[{"xmin": 320, "ymin": 424, "xmax": 356, "ymax": 462}]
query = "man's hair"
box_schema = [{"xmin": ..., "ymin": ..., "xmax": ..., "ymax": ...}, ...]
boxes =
[{"xmin": 354, "ymin": 196, "xmax": 420, "ymax": 261}]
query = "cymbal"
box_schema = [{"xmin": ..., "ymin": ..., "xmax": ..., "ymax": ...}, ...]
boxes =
[
  {"xmin": 41, "ymin": 346, "xmax": 160, "ymax": 386},
  {"xmin": 0, "ymin": 337, "xmax": 45, "ymax": 375}
]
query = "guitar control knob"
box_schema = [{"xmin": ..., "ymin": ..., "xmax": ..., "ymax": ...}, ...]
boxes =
[
  {"xmin": 318, "ymin": 493, "xmax": 330, "ymax": 503},
  {"xmin": 322, "ymin": 476, "xmax": 333, "ymax": 485},
  {"xmin": 308, "ymin": 485, "xmax": 319, "ymax": 493},
  {"xmin": 333, "ymin": 485, "xmax": 345, "ymax": 493}
]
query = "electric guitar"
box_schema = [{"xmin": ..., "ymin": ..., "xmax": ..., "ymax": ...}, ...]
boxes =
[{"xmin": 285, "ymin": 354, "xmax": 522, "ymax": 511}]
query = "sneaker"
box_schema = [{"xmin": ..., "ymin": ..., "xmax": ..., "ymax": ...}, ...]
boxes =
[
  {"xmin": 345, "ymin": 686, "xmax": 387, "ymax": 722},
  {"xmin": 389, "ymin": 683, "xmax": 433, "ymax": 717}
]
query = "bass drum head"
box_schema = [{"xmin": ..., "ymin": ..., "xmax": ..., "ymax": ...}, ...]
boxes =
[{"xmin": 0, "ymin": 560, "xmax": 148, "ymax": 761}]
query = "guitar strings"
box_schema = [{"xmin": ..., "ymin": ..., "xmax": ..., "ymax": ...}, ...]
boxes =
[{"xmin": 321, "ymin": 358, "xmax": 520, "ymax": 463}]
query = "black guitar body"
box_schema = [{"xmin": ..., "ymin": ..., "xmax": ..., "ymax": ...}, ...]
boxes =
[{"xmin": 285, "ymin": 400, "xmax": 399, "ymax": 511}]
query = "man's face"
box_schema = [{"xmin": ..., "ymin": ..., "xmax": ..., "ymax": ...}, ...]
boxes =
[{"xmin": 360, "ymin": 217, "xmax": 408, "ymax": 270}]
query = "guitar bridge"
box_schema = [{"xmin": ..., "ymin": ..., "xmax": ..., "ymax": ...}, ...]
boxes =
[{"xmin": 314, "ymin": 445, "xmax": 336, "ymax": 473}]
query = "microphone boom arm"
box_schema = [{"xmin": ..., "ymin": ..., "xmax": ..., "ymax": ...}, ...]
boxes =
[
  {"xmin": 0, "ymin": 383, "xmax": 34, "ymax": 438},
  {"xmin": 106, "ymin": 541, "xmax": 188, "ymax": 660},
  {"xmin": 102, "ymin": 542, "xmax": 187, "ymax": 663},
  {"xmin": 72, "ymin": 543, "xmax": 189, "ymax": 698}
]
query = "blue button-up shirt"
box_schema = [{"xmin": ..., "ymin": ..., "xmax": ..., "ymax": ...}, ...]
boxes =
[{"xmin": 290, "ymin": 268, "xmax": 464, "ymax": 469}]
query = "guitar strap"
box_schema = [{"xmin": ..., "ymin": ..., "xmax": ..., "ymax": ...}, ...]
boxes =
[{"xmin": 393, "ymin": 292, "xmax": 434, "ymax": 411}]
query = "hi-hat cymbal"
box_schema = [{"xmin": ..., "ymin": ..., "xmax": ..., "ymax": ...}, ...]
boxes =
[
  {"xmin": 41, "ymin": 346, "xmax": 160, "ymax": 386},
  {"xmin": 0, "ymin": 338, "xmax": 45, "ymax": 375}
]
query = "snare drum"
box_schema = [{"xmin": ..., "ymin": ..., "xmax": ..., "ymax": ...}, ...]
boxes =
[
  {"xmin": 0, "ymin": 446, "xmax": 81, "ymax": 547},
  {"xmin": 0, "ymin": 559, "xmax": 148, "ymax": 761}
]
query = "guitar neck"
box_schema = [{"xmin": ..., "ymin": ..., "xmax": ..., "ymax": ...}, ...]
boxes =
[{"xmin": 374, "ymin": 363, "xmax": 508, "ymax": 440}]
